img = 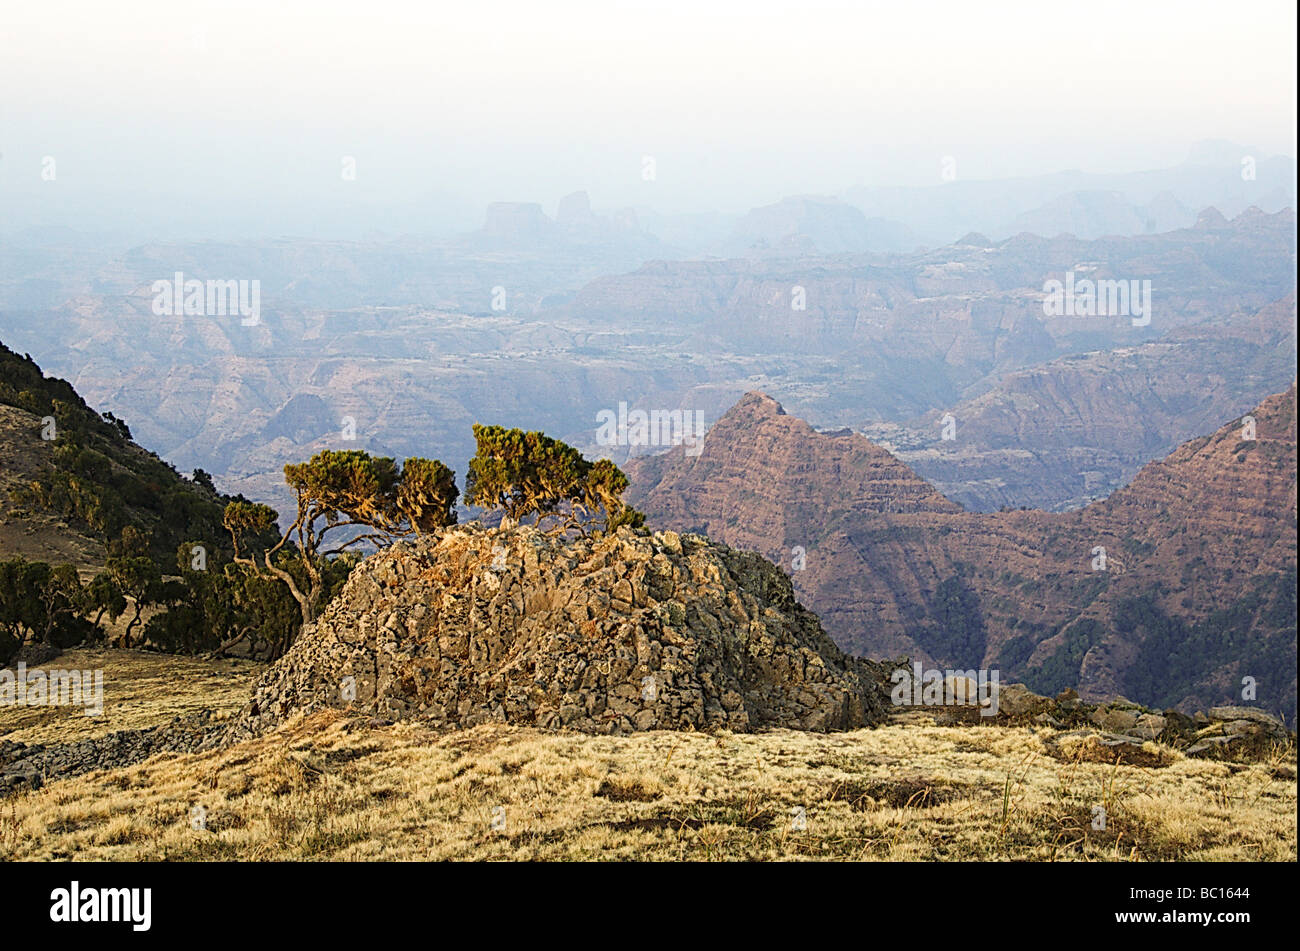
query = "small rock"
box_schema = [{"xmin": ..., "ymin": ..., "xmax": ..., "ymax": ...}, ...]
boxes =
[
  {"xmin": 1090, "ymin": 706, "xmax": 1140, "ymax": 733},
  {"xmin": 1207, "ymin": 706, "xmax": 1286, "ymax": 731}
]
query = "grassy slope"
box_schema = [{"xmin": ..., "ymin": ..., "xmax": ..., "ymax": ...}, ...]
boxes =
[
  {"xmin": 0, "ymin": 648, "xmax": 260, "ymax": 745},
  {"xmin": 1, "ymin": 651, "xmax": 1294, "ymax": 861}
]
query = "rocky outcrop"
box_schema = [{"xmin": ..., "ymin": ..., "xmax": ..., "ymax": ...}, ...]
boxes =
[
  {"xmin": 900, "ymin": 682, "xmax": 1293, "ymax": 764},
  {"xmin": 223, "ymin": 524, "xmax": 893, "ymax": 742},
  {"xmin": 626, "ymin": 392, "xmax": 962, "ymax": 554}
]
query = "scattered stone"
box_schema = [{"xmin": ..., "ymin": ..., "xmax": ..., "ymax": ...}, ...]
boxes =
[
  {"xmin": 1050, "ymin": 730, "xmax": 1172, "ymax": 768},
  {"xmin": 1180, "ymin": 706, "xmax": 1290, "ymax": 759},
  {"xmin": 1132, "ymin": 713, "xmax": 1167, "ymax": 740},
  {"xmin": 1090, "ymin": 705, "xmax": 1140, "ymax": 733},
  {"xmin": 1186, "ymin": 736, "xmax": 1237, "ymax": 756},
  {"xmin": 1055, "ymin": 687, "xmax": 1081, "ymax": 712},
  {"xmin": 0, "ymin": 711, "xmax": 220, "ymax": 797},
  {"xmin": 1208, "ymin": 707, "xmax": 1286, "ymax": 732}
]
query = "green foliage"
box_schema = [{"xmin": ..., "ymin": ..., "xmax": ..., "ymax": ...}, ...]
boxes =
[
  {"xmin": 224, "ymin": 450, "xmax": 454, "ymax": 647},
  {"xmin": 283, "ymin": 450, "xmax": 402, "ymax": 531},
  {"xmin": 0, "ymin": 558, "xmax": 94, "ymax": 664},
  {"xmin": 1023, "ymin": 618, "xmax": 1104, "ymax": 698},
  {"xmin": 465, "ymin": 425, "xmax": 644, "ymax": 532},
  {"xmin": 105, "ymin": 553, "xmax": 161, "ymax": 648},
  {"xmin": 586, "ymin": 459, "xmax": 645, "ymax": 530},
  {"xmin": 0, "ymin": 342, "xmax": 243, "ymax": 566},
  {"xmin": 395, "ymin": 457, "xmax": 460, "ymax": 534},
  {"xmin": 1117, "ymin": 574, "xmax": 1296, "ymax": 724},
  {"xmin": 996, "ymin": 633, "xmax": 1037, "ymax": 671},
  {"xmin": 280, "ymin": 450, "xmax": 458, "ymax": 540},
  {"xmin": 914, "ymin": 575, "xmax": 987, "ymax": 667},
  {"xmin": 84, "ymin": 571, "xmax": 127, "ymax": 630},
  {"xmin": 144, "ymin": 543, "xmax": 358, "ymax": 658},
  {"xmin": 222, "ymin": 501, "xmax": 281, "ymax": 558},
  {"xmin": 191, "ymin": 469, "xmax": 216, "ymax": 493}
]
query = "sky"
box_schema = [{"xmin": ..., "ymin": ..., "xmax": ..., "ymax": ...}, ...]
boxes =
[{"xmin": 1, "ymin": 0, "xmax": 1296, "ymax": 238}]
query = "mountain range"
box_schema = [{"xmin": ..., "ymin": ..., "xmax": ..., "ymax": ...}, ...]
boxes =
[
  {"xmin": 0, "ymin": 207, "xmax": 1291, "ymax": 525},
  {"xmin": 627, "ymin": 386, "xmax": 1298, "ymax": 724}
]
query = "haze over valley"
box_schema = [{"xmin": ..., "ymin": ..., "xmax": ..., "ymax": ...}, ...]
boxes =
[{"xmin": 0, "ymin": 0, "xmax": 1295, "ymax": 875}]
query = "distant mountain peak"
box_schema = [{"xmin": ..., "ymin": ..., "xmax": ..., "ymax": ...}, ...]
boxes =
[
  {"xmin": 731, "ymin": 391, "xmax": 787, "ymax": 416},
  {"xmin": 1194, "ymin": 206, "xmax": 1229, "ymax": 229},
  {"xmin": 628, "ymin": 386, "xmax": 1297, "ymax": 721}
]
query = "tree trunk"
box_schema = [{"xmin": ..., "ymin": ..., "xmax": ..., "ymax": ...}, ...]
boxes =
[{"xmin": 123, "ymin": 602, "xmax": 143, "ymax": 649}]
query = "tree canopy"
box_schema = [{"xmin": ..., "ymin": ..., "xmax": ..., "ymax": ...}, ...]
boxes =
[
  {"xmin": 465, "ymin": 425, "xmax": 643, "ymax": 532},
  {"xmin": 224, "ymin": 450, "xmax": 458, "ymax": 629}
]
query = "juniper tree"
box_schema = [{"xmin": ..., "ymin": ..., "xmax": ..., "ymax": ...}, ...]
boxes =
[
  {"xmin": 223, "ymin": 450, "xmax": 458, "ymax": 634},
  {"xmin": 84, "ymin": 571, "xmax": 126, "ymax": 632},
  {"xmin": 0, "ymin": 559, "xmax": 92, "ymax": 662},
  {"xmin": 465, "ymin": 425, "xmax": 643, "ymax": 533},
  {"xmin": 106, "ymin": 553, "xmax": 161, "ymax": 648}
]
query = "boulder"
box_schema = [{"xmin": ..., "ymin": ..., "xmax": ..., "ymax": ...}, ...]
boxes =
[
  {"xmin": 1207, "ymin": 707, "xmax": 1287, "ymax": 733},
  {"xmin": 995, "ymin": 683, "xmax": 1051, "ymax": 717}
]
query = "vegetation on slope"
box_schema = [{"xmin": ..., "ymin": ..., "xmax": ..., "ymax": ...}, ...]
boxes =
[{"xmin": 1, "ymin": 343, "xmax": 641, "ymax": 664}]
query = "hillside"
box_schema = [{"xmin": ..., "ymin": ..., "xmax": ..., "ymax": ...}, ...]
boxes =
[
  {"xmin": 627, "ymin": 386, "xmax": 1299, "ymax": 723},
  {"xmin": 0, "ymin": 341, "xmax": 240, "ymax": 569}
]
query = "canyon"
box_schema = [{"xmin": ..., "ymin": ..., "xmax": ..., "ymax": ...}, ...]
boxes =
[{"xmin": 627, "ymin": 385, "xmax": 1298, "ymax": 724}]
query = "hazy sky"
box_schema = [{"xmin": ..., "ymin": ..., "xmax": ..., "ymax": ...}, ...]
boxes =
[{"xmin": 2, "ymin": 0, "xmax": 1296, "ymax": 238}]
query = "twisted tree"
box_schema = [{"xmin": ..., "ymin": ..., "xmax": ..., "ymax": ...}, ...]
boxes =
[{"xmin": 223, "ymin": 450, "xmax": 458, "ymax": 637}]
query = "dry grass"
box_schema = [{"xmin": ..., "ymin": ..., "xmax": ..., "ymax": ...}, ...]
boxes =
[
  {"xmin": 0, "ymin": 648, "xmax": 260, "ymax": 744},
  {"xmin": 2, "ymin": 704, "xmax": 1294, "ymax": 861}
]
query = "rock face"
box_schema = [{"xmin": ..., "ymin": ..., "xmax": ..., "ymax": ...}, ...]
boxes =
[
  {"xmin": 860, "ymin": 295, "xmax": 1297, "ymax": 512},
  {"xmin": 628, "ymin": 386, "xmax": 1298, "ymax": 724},
  {"xmin": 223, "ymin": 525, "xmax": 892, "ymax": 742},
  {"xmin": 628, "ymin": 392, "xmax": 962, "ymax": 548}
]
